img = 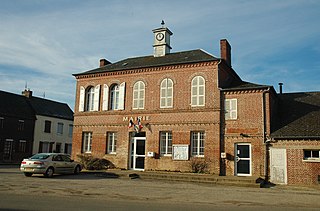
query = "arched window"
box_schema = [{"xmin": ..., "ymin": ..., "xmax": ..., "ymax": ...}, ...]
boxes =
[
  {"xmin": 160, "ymin": 78, "xmax": 173, "ymax": 108},
  {"xmin": 133, "ymin": 81, "xmax": 145, "ymax": 109},
  {"xmin": 85, "ymin": 86, "xmax": 95, "ymax": 111},
  {"xmin": 110, "ymin": 84, "xmax": 120, "ymax": 110},
  {"xmin": 191, "ymin": 76, "xmax": 205, "ymax": 106}
]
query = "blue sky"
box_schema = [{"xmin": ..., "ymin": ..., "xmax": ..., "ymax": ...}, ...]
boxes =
[{"xmin": 0, "ymin": 0, "xmax": 319, "ymax": 110}]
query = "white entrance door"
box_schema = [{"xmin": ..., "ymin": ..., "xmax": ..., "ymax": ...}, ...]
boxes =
[
  {"xmin": 235, "ymin": 143, "xmax": 251, "ymax": 176},
  {"xmin": 130, "ymin": 137, "xmax": 146, "ymax": 171},
  {"xmin": 270, "ymin": 148, "xmax": 287, "ymax": 184}
]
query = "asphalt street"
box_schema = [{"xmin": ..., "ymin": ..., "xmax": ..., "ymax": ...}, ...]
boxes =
[{"xmin": 0, "ymin": 166, "xmax": 320, "ymax": 210}]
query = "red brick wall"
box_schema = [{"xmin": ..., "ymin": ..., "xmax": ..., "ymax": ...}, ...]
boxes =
[
  {"xmin": 272, "ymin": 140, "xmax": 320, "ymax": 185},
  {"xmin": 72, "ymin": 61, "xmax": 223, "ymax": 173},
  {"xmin": 222, "ymin": 90, "xmax": 270, "ymax": 177}
]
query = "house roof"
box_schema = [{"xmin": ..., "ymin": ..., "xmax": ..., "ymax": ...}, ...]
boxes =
[
  {"xmin": 0, "ymin": 90, "xmax": 73, "ymax": 121},
  {"xmin": 73, "ymin": 49, "xmax": 219, "ymax": 76},
  {"xmin": 271, "ymin": 92, "xmax": 320, "ymax": 139},
  {"xmin": 222, "ymin": 81, "xmax": 271, "ymax": 91},
  {"xmin": 27, "ymin": 96, "xmax": 74, "ymax": 121},
  {"xmin": 0, "ymin": 90, "xmax": 35, "ymax": 119}
]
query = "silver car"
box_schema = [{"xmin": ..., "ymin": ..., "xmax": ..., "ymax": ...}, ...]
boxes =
[{"xmin": 20, "ymin": 153, "xmax": 82, "ymax": 177}]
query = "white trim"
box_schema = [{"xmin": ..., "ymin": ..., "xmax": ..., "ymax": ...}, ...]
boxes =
[
  {"xmin": 79, "ymin": 86, "xmax": 85, "ymax": 112},
  {"xmin": 118, "ymin": 82, "xmax": 126, "ymax": 110},
  {"xmin": 102, "ymin": 84, "xmax": 109, "ymax": 111},
  {"xmin": 93, "ymin": 85, "xmax": 100, "ymax": 111}
]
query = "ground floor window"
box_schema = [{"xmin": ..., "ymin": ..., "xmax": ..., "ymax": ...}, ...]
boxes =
[
  {"xmin": 160, "ymin": 131, "xmax": 172, "ymax": 156},
  {"xmin": 107, "ymin": 132, "xmax": 117, "ymax": 154},
  {"xmin": 304, "ymin": 149, "xmax": 320, "ymax": 160},
  {"xmin": 64, "ymin": 143, "xmax": 72, "ymax": 154},
  {"xmin": 82, "ymin": 132, "xmax": 92, "ymax": 153},
  {"xmin": 39, "ymin": 141, "xmax": 54, "ymax": 153},
  {"xmin": 191, "ymin": 131, "xmax": 205, "ymax": 157},
  {"xmin": 18, "ymin": 140, "xmax": 27, "ymax": 152}
]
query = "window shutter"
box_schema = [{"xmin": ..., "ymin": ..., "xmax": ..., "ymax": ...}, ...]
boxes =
[
  {"xmin": 93, "ymin": 85, "xmax": 100, "ymax": 111},
  {"xmin": 102, "ymin": 84, "xmax": 109, "ymax": 111},
  {"xmin": 118, "ymin": 82, "xmax": 126, "ymax": 110},
  {"xmin": 79, "ymin": 86, "xmax": 85, "ymax": 112},
  {"xmin": 225, "ymin": 99, "xmax": 230, "ymax": 119},
  {"xmin": 231, "ymin": 99, "xmax": 237, "ymax": 119}
]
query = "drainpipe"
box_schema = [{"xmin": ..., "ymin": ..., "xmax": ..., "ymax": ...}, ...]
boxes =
[{"xmin": 262, "ymin": 87, "xmax": 270, "ymax": 184}]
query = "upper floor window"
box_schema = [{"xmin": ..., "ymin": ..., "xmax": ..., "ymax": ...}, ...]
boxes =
[
  {"xmin": 0, "ymin": 117, "xmax": 4, "ymax": 129},
  {"xmin": 225, "ymin": 99, "xmax": 237, "ymax": 120},
  {"xmin": 160, "ymin": 131, "xmax": 172, "ymax": 156},
  {"xmin": 85, "ymin": 86, "xmax": 95, "ymax": 111},
  {"xmin": 107, "ymin": 132, "xmax": 117, "ymax": 154},
  {"xmin": 191, "ymin": 131, "xmax": 205, "ymax": 157},
  {"xmin": 82, "ymin": 132, "xmax": 92, "ymax": 153},
  {"xmin": 44, "ymin": 120, "xmax": 51, "ymax": 133},
  {"xmin": 110, "ymin": 84, "xmax": 120, "ymax": 110},
  {"xmin": 79, "ymin": 85, "xmax": 100, "ymax": 112},
  {"xmin": 160, "ymin": 78, "xmax": 173, "ymax": 108},
  {"xmin": 191, "ymin": 76, "xmax": 205, "ymax": 107},
  {"xmin": 57, "ymin": 122, "xmax": 64, "ymax": 135},
  {"xmin": 68, "ymin": 124, "xmax": 73, "ymax": 137},
  {"xmin": 133, "ymin": 81, "xmax": 145, "ymax": 109}
]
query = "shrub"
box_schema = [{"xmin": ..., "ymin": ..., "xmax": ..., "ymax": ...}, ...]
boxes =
[
  {"xmin": 77, "ymin": 154, "xmax": 115, "ymax": 170},
  {"xmin": 190, "ymin": 157, "xmax": 209, "ymax": 173}
]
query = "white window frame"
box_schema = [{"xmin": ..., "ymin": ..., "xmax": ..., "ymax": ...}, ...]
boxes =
[
  {"xmin": 191, "ymin": 76, "xmax": 205, "ymax": 107},
  {"xmin": 160, "ymin": 131, "xmax": 172, "ymax": 156},
  {"xmin": 191, "ymin": 131, "xmax": 205, "ymax": 157},
  {"xmin": 85, "ymin": 86, "xmax": 95, "ymax": 111},
  {"xmin": 160, "ymin": 78, "xmax": 173, "ymax": 108},
  {"xmin": 225, "ymin": 99, "xmax": 237, "ymax": 120},
  {"xmin": 303, "ymin": 149, "xmax": 320, "ymax": 161},
  {"xmin": 107, "ymin": 132, "xmax": 117, "ymax": 154},
  {"xmin": 133, "ymin": 81, "xmax": 145, "ymax": 109},
  {"xmin": 110, "ymin": 84, "xmax": 120, "ymax": 110},
  {"xmin": 82, "ymin": 132, "xmax": 92, "ymax": 153}
]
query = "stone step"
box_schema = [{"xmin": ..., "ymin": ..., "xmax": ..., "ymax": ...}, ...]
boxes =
[{"xmin": 104, "ymin": 170, "xmax": 263, "ymax": 188}]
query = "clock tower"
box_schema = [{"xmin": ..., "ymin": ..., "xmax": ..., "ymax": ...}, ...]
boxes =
[{"xmin": 152, "ymin": 21, "xmax": 173, "ymax": 57}]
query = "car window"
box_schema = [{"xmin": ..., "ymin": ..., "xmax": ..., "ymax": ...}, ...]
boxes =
[
  {"xmin": 52, "ymin": 155, "xmax": 63, "ymax": 161},
  {"xmin": 61, "ymin": 155, "xmax": 71, "ymax": 162},
  {"xmin": 30, "ymin": 154, "xmax": 50, "ymax": 160}
]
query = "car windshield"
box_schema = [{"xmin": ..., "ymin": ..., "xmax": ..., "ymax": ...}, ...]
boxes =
[{"xmin": 30, "ymin": 154, "xmax": 50, "ymax": 160}]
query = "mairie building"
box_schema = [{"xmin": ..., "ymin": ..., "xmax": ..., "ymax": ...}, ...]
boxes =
[{"xmin": 72, "ymin": 24, "xmax": 320, "ymax": 185}]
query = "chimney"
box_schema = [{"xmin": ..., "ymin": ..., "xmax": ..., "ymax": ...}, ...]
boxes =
[
  {"xmin": 278, "ymin": 83, "xmax": 283, "ymax": 94},
  {"xmin": 220, "ymin": 39, "xmax": 232, "ymax": 67},
  {"xmin": 99, "ymin": 58, "xmax": 111, "ymax": 67},
  {"xmin": 22, "ymin": 89, "xmax": 32, "ymax": 98}
]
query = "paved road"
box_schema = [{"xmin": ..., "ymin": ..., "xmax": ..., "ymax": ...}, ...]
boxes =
[{"xmin": 0, "ymin": 166, "xmax": 320, "ymax": 210}]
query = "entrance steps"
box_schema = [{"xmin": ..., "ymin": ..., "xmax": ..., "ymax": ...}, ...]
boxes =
[{"xmin": 103, "ymin": 170, "xmax": 263, "ymax": 188}]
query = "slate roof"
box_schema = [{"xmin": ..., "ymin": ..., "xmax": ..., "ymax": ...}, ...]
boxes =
[
  {"xmin": 74, "ymin": 49, "xmax": 219, "ymax": 76},
  {"xmin": 0, "ymin": 90, "xmax": 73, "ymax": 121},
  {"xmin": 0, "ymin": 90, "xmax": 35, "ymax": 119},
  {"xmin": 27, "ymin": 96, "xmax": 74, "ymax": 121},
  {"xmin": 222, "ymin": 81, "xmax": 271, "ymax": 91},
  {"xmin": 271, "ymin": 92, "xmax": 320, "ymax": 139}
]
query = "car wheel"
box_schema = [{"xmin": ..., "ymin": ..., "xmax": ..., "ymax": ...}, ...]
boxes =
[
  {"xmin": 74, "ymin": 165, "xmax": 81, "ymax": 175},
  {"xmin": 44, "ymin": 167, "xmax": 54, "ymax": 178},
  {"xmin": 24, "ymin": 172, "xmax": 33, "ymax": 177}
]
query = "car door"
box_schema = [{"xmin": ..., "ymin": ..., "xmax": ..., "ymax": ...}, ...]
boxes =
[
  {"xmin": 61, "ymin": 154, "xmax": 75, "ymax": 173},
  {"xmin": 52, "ymin": 155, "xmax": 65, "ymax": 174}
]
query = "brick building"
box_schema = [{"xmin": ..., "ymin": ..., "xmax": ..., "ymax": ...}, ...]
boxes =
[{"xmin": 72, "ymin": 24, "xmax": 319, "ymax": 185}]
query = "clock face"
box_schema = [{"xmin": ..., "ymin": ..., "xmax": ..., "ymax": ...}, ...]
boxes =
[{"xmin": 156, "ymin": 33, "xmax": 164, "ymax": 41}]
